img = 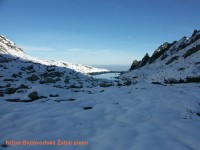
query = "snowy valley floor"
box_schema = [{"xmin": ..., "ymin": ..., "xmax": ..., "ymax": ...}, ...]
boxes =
[{"xmin": 1, "ymin": 83, "xmax": 200, "ymax": 150}]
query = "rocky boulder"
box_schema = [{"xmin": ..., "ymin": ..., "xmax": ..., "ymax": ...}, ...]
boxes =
[{"xmin": 28, "ymin": 91, "xmax": 39, "ymax": 100}]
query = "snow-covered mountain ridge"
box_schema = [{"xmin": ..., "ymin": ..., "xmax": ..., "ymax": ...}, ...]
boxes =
[
  {"xmin": 0, "ymin": 34, "xmax": 108, "ymax": 74},
  {"xmin": 0, "ymin": 34, "xmax": 111, "ymax": 101},
  {"xmin": 125, "ymin": 30, "xmax": 200, "ymax": 83}
]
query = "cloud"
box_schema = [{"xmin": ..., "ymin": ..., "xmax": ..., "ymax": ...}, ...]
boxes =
[{"xmin": 20, "ymin": 44, "xmax": 54, "ymax": 52}]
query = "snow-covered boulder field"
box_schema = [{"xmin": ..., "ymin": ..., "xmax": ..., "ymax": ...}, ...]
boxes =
[
  {"xmin": 0, "ymin": 32, "xmax": 200, "ymax": 150},
  {"xmin": 1, "ymin": 83, "xmax": 200, "ymax": 150}
]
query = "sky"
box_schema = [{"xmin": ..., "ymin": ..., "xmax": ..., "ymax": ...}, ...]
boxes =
[{"xmin": 0, "ymin": 0, "xmax": 199, "ymax": 65}]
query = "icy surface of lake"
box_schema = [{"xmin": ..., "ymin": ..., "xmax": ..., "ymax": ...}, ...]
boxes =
[{"xmin": 92, "ymin": 72, "xmax": 121, "ymax": 80}]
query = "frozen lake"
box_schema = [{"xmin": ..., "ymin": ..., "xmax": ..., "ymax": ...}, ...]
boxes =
[{"xmin": 91, "ymin": 72, "xmax": 121, "ymax": 80}]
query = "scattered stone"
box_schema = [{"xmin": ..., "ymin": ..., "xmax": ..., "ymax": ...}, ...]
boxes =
[
  {"xmin": 6, "ymin": 88, "xmax": 18, "ymax": 94},
  {"xmin": 68, "ymin": 98, "xmax": 76, "ymax": 101},
  {"xmin": 46, "ymin": 71, "xmax": 64, "ymax": 78},
  {"xmin": 55, "ymin": 78, "xmax": 61, "ymax": 81},
  {"xmin": 12, "ymin": 73, "xmax": 21, "ymax": 78},
  {"xmin": 0, "ymin": 93, "xmax": 4, "ymax": 97},
  {"xmin": 39, "ymin": 78, "xmax": 56, "ymax": 84},
  {"xmin": 5, "ymin": 84, "xmax": 29, "ymax": 94},
  {"xmin": 47, "ymin": 67, "xmax": 55, "ymax": 72},
  {"xmin": 6, "ymin": 99, "xmax": 21, "ymax": 102},
  {"xmin": 83, "ymin": 107, "xmax": 93, "ymax": 110},
  {"xmin": 55, "ymin": 99, "xmax": 76, "ymax": 102},
  {"xmin": 69, "ymin": 85, "xmax": 83, "ymax": 89},
  {"xmin": 3, "ymin": 79, "xmax": 15, "ymax": 82},
  {"xmin": 123, "ymin": 80, "xmax": 132, "ymax": 86},
  {"xmin": 28, "ymin": 91, "xmax": 39, "ymax": 100},
  {"xmin": 152, "ymin": 82, "xmax": 162, "ymax": 85},
  {"xmin": 18, "ymin": 84, "xmax": 29, "ymax": 89},
  {"xmin": 178, "ymin": 67, "xmax": 185, "ymax": 71},
  {"xmin": 27, "ymin": 65, "xmax": 34, "ymax": 71},
  {"xmin": 64, "ymin": 79, "xmax": 69, "ymax": 83},
  {"xmin": 99, "ymin": 83, "xmax": 112, "ymax": 87},
  {"xmin": 88, "ymin": 91, "xmax": 93, "ymax": 94},
  {"xmin": 53, "ymin": 85, "xmax": 64, "ymax": 89},
  {"xmin": 49, "ymin": 94, "xmax": 59, "ymax": 97},
  {"xmin": 26, "ymin": 74, "xmax": 39, "ymax": 81},
  {"xmin": 16, "ymin": 90, "xmax": 24, "ymax": 93}
]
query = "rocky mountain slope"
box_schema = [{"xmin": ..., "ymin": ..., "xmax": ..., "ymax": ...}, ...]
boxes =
[
  {"xmin": 0, "ymin": 35, "xmax": 108, "ymax": 74},
  {"xmin": 0, "ymin": 35, "xmax": 109, "ymax": 102},
  {"xmin": 125, "ymin": 30, "xmax": 200, "ymax": 84}
]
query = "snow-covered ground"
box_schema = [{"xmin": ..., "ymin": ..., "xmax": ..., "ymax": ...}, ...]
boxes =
[{"xmin": 1, "ymin": 83, "xmax": 200, "ymax": 150}]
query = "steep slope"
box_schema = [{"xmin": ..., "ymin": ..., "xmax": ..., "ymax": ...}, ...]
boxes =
[
  {"xmin": 0, "ymin": 35, "xmax": 108, "ymax": 74},
  {"xmin": 126, "ymin": 30, "xmax": 200, "ymax": 83},
  {"xmin": 0, "ymin": 35, "xmax": 110, "ymax": 101}
]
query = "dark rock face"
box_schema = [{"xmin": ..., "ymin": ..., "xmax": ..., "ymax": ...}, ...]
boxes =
[
  {"xmin": 140, "ymin": 53, "xmax": 150, "ymax": 67},
  {"xmin": 130, "ymin": 60, "xmax": 140, "ymax": 70},
  {"xmin": 191, "ymin": 30, "xmax": 200, "ymax": 43},
  {"xmin": 149, "ymin": 42, "xmax": 172, "ymax": 64},
  {"xmin": 129, "ymin": 53, "xmax": 150, "ymax": 70}
]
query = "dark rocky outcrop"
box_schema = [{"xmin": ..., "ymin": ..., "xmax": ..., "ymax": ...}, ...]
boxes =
[
  {"xmin": 130, "ymin": 60, "xmax": 140, "ymax": 70},
  {"xmin": 129, "ymin": 29, "xmax": 200, "ymax": 71},
  {"xmin": 140, "ymin": 53, "xmax": 150, "ymax": 67},
  {"xmin": 183, "ymin": 44, "xmax": 200, "ymax": 58},
  {"xmin": 166, "ymin": 56, "xmax": 179, "ymax": 65},
  {"xmin": 149, "ymin": 42, "xmax": 172, "ymax": 64},
  {"xmin": 129, "ymin": 53, "xmax": 150, "ymax": 70}
]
